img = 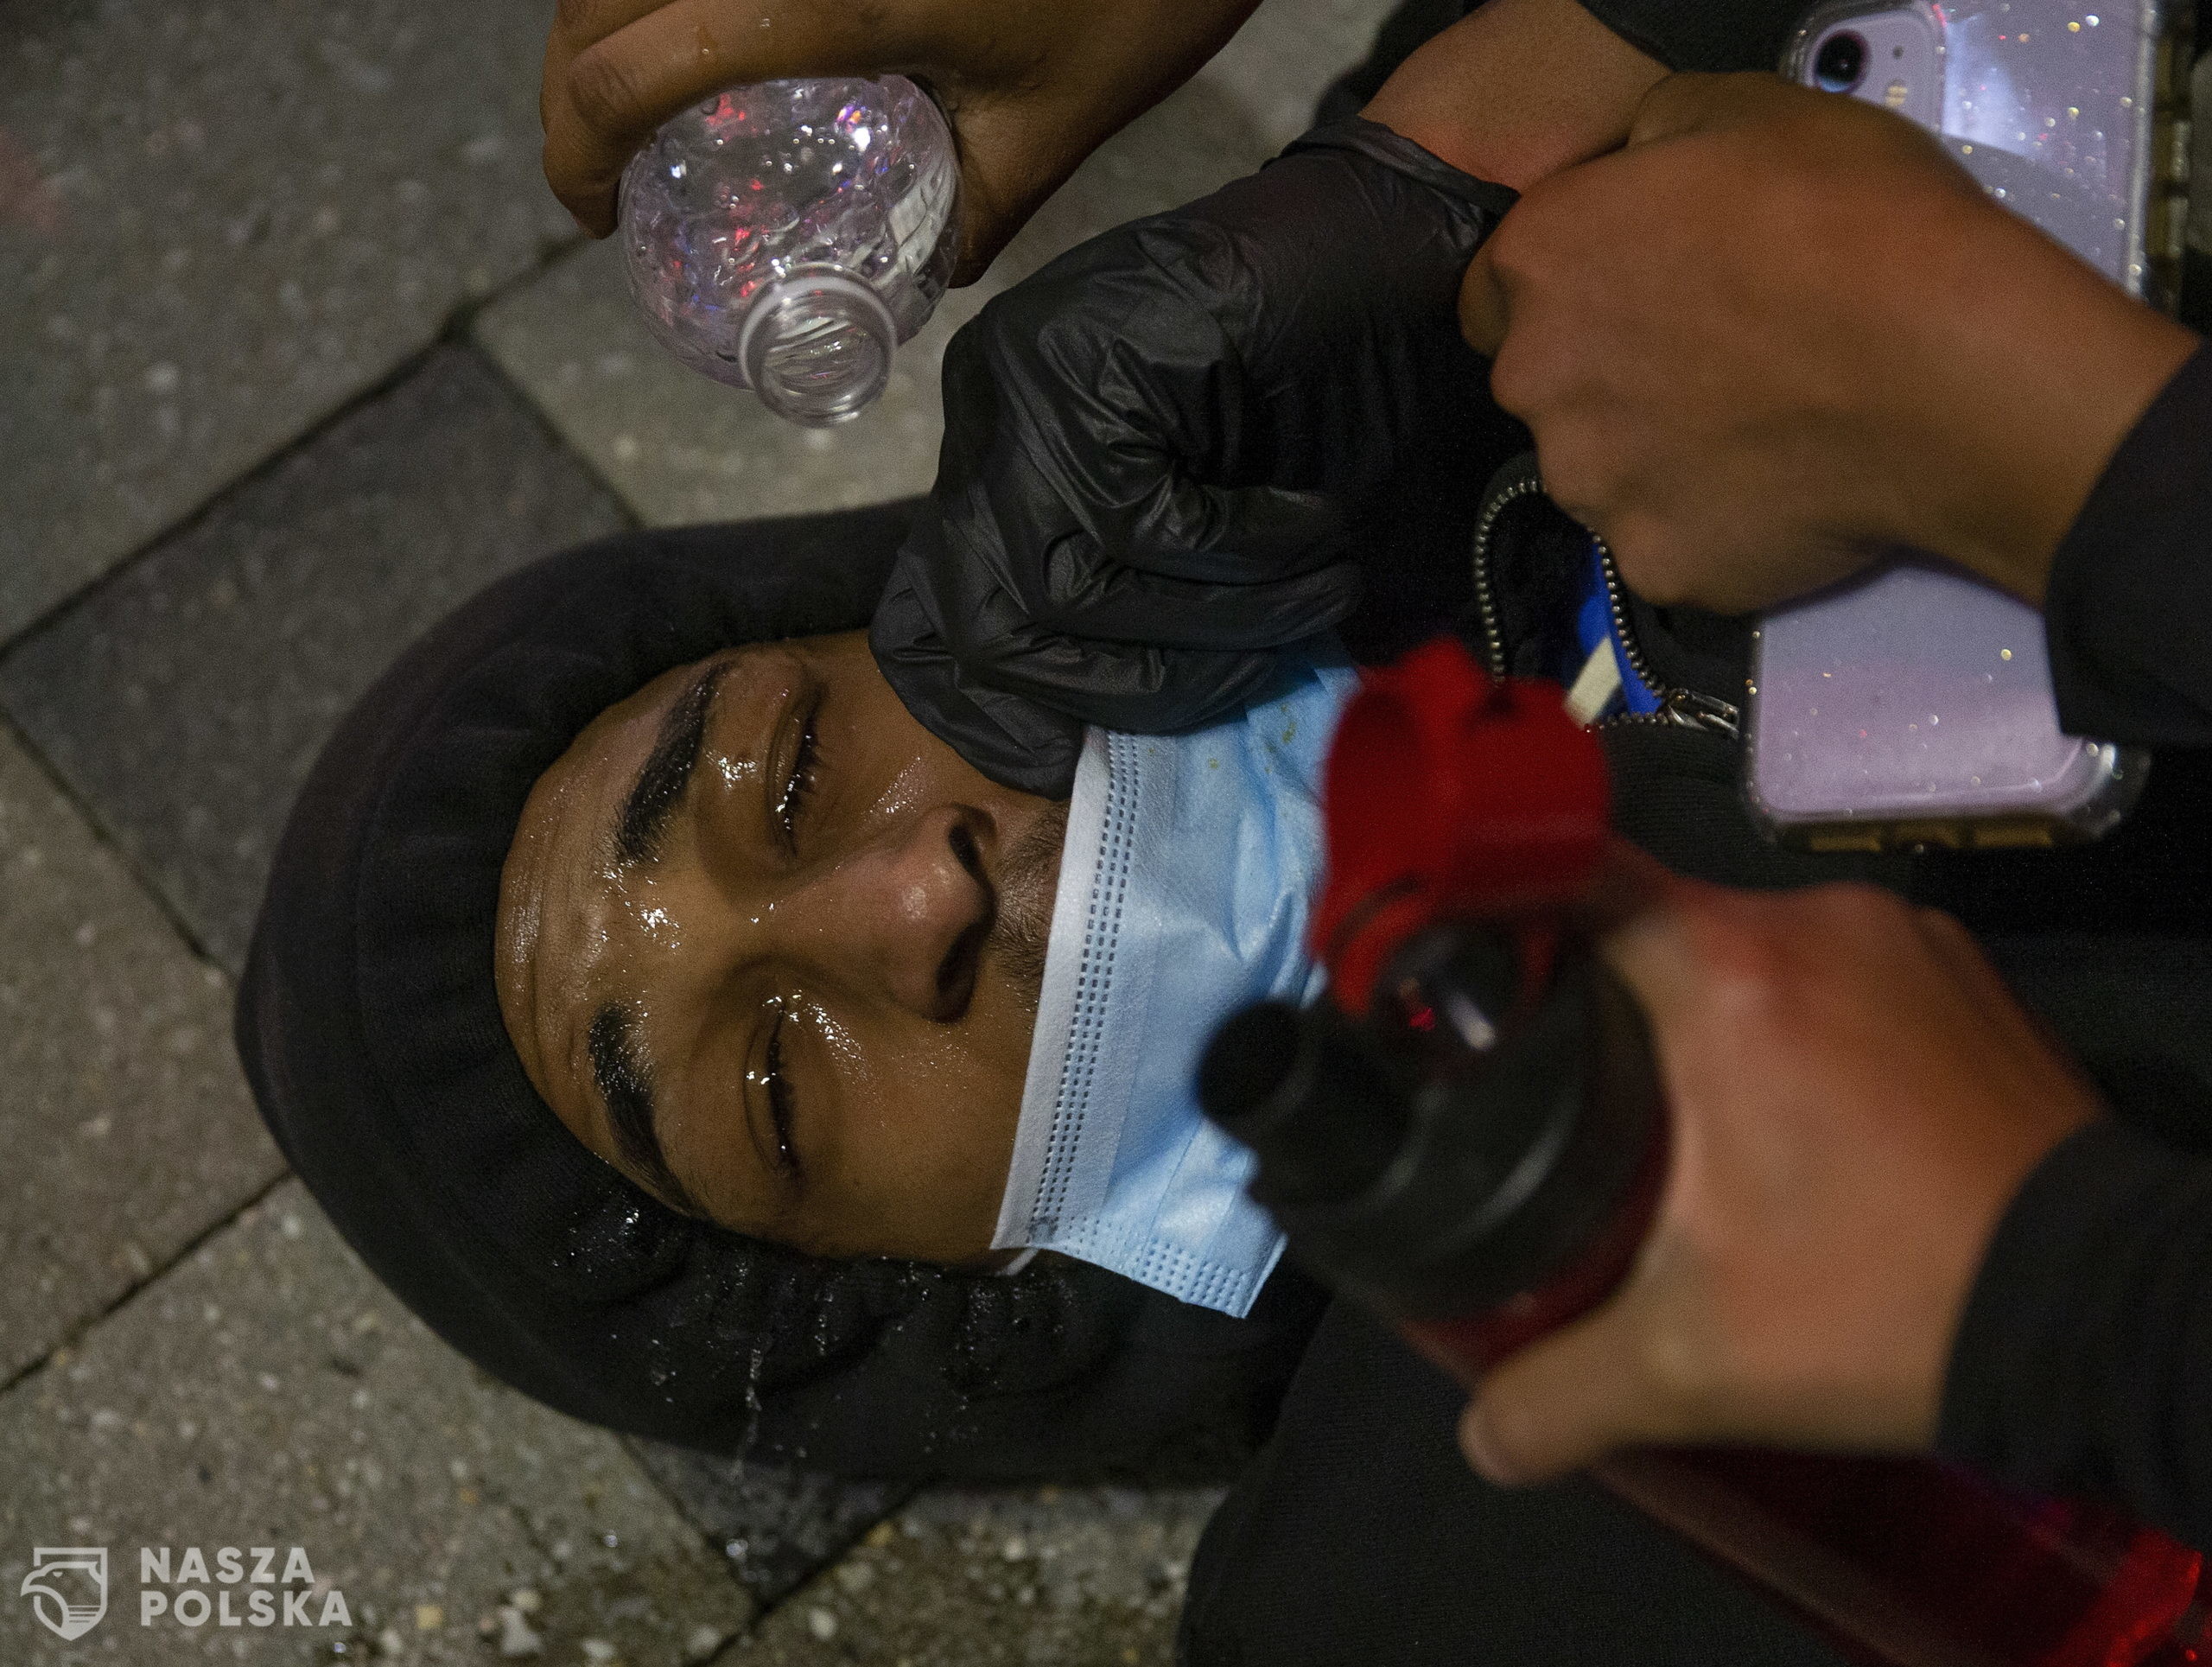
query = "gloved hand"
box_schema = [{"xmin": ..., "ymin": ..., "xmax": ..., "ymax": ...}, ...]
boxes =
[{"xmin": 870, "ymin": 119, "xmax": 1518, "ymax": 795}]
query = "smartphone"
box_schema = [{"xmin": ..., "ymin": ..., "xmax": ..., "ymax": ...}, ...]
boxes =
[{"xmin": 1743, "ymin": 0, "xmax": 2190, "ymax": 851}]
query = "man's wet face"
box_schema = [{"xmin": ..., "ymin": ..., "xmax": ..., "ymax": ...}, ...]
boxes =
[{"xmin": 494, "ymin": 632, "xmax": 1065, "ymax": 1265}]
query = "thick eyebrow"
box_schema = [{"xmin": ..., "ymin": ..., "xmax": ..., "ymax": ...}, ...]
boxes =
[
  {"xmin": 588, "ymin": 1003, "xmax": 702, "ymax": 1215},
  {"xmin": 613, "ymin": 658, "xmax": 733, "ymax": 868}
]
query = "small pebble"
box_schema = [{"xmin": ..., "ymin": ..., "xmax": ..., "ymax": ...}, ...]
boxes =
[
  {"xmin": 497, "ymin": 1606, "xmax": 544, "ymax": 1657},
  {"xmin": 581, "ymin": 1641, "xmax": 618, "ymax": 1664},
  {"xmin": 415, "ymin": 1604, "xmax": 443, "ymax": 1631},
  {"xmin": 508, "ymin": 1588, "xmax": 543, "ymax": 1615},
  {"xmin": 834, "ymin": 1561, "xmax": 874, "ymax": 1595},
  {"xmin": 377, "ymin": 1627, "xmax": 405, "ymax": 1658},
  {"xmin": 683, "ymin": 1623, "xmax": 726, "ymax": 1660},
  {"xmin": 806, "ymin": 1607, "xmax": 838, "ymax": 1641}
]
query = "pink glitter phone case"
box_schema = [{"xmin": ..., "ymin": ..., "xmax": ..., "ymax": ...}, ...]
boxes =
[{"xmin": 1745, "ymin": 0, "xmax": 2188, "ymax": 850}]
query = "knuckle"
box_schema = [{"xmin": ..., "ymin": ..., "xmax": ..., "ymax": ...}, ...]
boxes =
[
  {"xmin": 1629, "ymin": 1306, "xmax": 1724, "ymax": 1440},
  {"xmin": 1913, "ymin": 903, "xmax": 1974, "ymax": 950},
  {"xmin": 564, "ymin": 41, "xmax": 649, "ymax": 139},
  {"xmin": 1479, "ymin": 203, "xmax": 1535, "ymax": 270},
  {"xmin": 1681, "ymin": 899, "xmax": 1794, "ymax": 1017},
  {"xmin": 1483, "ymin": 341, "xmax": 1547, "ymax": 417}
]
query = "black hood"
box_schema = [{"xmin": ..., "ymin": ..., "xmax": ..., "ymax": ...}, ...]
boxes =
[{"xmin": 234, "ymin": 502, "xmax": 1322, "ymax": 1476}]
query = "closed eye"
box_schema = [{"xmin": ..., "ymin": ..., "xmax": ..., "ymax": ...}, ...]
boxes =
[
  {"xmin": 774, "ymin": 697, "xmax": 821, "ymax": 853},
  {"xmin": 764, "ymin": 1008, "xmax": 800, "ymax": 1176}
]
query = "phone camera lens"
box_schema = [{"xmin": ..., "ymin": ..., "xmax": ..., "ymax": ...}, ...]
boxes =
[{"xmin": 1814, "ymin": 30, "xmax": 1868, "ymax": 92}]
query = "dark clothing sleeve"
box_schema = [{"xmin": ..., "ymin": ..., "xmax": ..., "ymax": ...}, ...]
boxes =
[
  {"xmin": 2044, "ymin": 343, "xmax": 2212, "ymax": 748},
  {"xmin": 1325, "ymin": 0, "xmax": 1807, "ymax": 124},
  {"xmin": 1936, "ymin": 1120, "xmax": 2212, "ymax": 1552},
  {"xmin": 1181, "ymin": 1301, "xmax": 1853, "ymax": 1666},
  {"xmin": 1946, "ymin": 345, "xmax": 2212, "ymax": 1556},
  {"xmin": 1945, "ymin": 347, "xmax": 2212, "ymax": 1553},
  {"xmin": 1574, "ymin": 0, "xmax": 1805, "ymax": 72},
  {"xmin": 1936, "ymin": 343, "xmax": 2212, "ymax": 1548},
  {"xmin": 1573, "ymin": 1, "xmax": 2212, "ymax": 80}
]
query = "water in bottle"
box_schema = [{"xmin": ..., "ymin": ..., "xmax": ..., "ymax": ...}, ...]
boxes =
[{"xmin": 620, "ymin": 76, "xmax": 959, "ymax": 427}]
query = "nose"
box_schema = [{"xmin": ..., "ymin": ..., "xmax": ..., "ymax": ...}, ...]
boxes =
[{"xmin": 797, "ymin": 805, "xmax": 996, "ymax": 1021}]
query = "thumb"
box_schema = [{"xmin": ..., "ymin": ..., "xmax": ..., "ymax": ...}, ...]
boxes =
[{"xmin": 1457, "ymin": 1288, "xmax": 1676, "ymax": 1485}]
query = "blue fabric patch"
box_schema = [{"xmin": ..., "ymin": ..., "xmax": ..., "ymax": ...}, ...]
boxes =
[{"xmin": 1573, "ymin": 538, "xmax": 1659, "ymax": 716}]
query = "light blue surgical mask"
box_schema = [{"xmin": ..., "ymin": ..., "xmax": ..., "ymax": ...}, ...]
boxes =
[{"xmin": 991, "ymin": 648, "xmax": 1359, "ymax": 1316}]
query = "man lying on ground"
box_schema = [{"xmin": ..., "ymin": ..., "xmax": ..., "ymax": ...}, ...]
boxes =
[{"xmin": 234, "ymin": 506, "xmax": 1341, "ymax": 1479}]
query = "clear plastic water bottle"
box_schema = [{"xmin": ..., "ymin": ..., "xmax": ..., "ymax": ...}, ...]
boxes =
[{"xmin": 619, "ymin": 77, "xmax": 959, "ymax": 427}]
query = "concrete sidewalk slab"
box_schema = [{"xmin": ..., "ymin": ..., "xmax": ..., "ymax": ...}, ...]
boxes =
[
  {"xmin": 475, "ymin": 239, "xmax": 1002, "ymax": 530},
  {"xmin": 0, "ymin": 346, "xmax": 628, "ymax": 976},
  {"xmin": 1197, "ymin": 0, "xmax": 1397, "ymax": 152},
  {"xmin": 0, "ymin": 722, "xmax": 283, "ymax": 1386},
  {"xmin": 721, "ymin": 1486, "xmax": 1223, "ymax": 1667},
  {"xmin": 0, "ymin": 1181, "xmax": 751, "ymax": 1666},
  {"xmin": 0, "ymin": 0, "xmax": 578, "ymax": 640},
  {"xmin": 623, "ymin": 1441, "xmax": 916, "ymax": 1611}
]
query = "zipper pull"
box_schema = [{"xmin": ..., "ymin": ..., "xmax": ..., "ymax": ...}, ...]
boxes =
[{"xmin": 1660, "ymin": 688, "xmax": 1742, "ymax": 739}]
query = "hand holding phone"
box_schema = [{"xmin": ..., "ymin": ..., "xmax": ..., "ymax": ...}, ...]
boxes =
[
  {"xmin": 1743, "ymin": 0, "xmax": 2193, "ymax": 848},
  {"xmin": 1459, "ymin": 39, "xmax": 2196, "ymax": 847},
  {"xmin": 1459, "ymin": 71, "xmax": 2193, "ymax": 613}
]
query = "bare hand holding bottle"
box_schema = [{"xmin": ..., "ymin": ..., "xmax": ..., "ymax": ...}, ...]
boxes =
[{"xmin": 1460, "ymin": 856, "xmax": 2103, "ymax": 1485}]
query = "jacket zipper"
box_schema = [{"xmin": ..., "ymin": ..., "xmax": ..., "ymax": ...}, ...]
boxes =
[
  {"xmin": 1591, "ymin": 538, "xmax": 1741, "ymax": 740},
  {"xmin": 1468, "ymin": 473, "xmax": 1546, "ymax": 680},
  {"xmin": 1470, "ymin": 478, "xmax": 1741, "ymax": 741}
]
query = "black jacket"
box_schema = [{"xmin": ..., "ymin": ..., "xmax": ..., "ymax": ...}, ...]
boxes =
[
  {"xmin": 1336, "ymin": 0, "xmax": 2212, "ymax": 1553},
  {"xmin": 1471, "ymin": 353, "xmax": 2212, "ymax": 1560},
  {"xmin": 1930, "ymin": 346, "xmax": 2212, "ymax": 1550},
  {"xmin": 1176, "ymin": 352, "xmax": 2212, "ymax": 1667}
]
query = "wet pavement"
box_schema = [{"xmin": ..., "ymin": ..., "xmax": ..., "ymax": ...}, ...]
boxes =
[{"xmin": 0, "ymin": 0, "xmax": 1386, "ymax": 1660}]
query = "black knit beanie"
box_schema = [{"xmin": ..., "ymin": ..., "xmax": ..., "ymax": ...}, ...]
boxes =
[{"xmin": 233, "ymin": 504, "xmax": 1323, "ymax": 1477}]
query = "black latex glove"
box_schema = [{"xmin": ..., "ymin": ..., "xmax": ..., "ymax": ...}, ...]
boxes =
[{"xmin": 870, "ymin": 118, "xmax": 1518, "ymax": 795}]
